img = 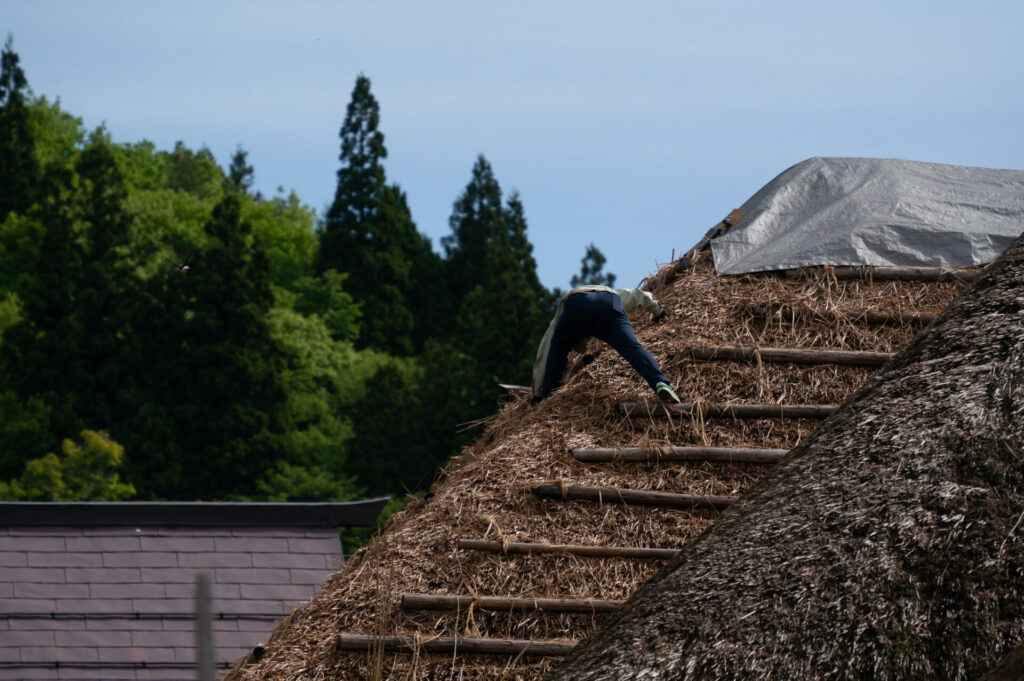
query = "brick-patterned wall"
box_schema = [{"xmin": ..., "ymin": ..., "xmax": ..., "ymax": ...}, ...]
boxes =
[{"xmin": 0, "ymin": 525, "xmax": 343, "ymax": 680}]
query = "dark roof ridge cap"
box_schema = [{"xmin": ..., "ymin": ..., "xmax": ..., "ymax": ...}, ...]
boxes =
[{"xmin": 0, "ymin": 498, "xmax": 391, "ymax": 527}]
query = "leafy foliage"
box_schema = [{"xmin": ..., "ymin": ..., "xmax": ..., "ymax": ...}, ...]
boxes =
[
  {"xmin": 0, "ymin": 429, "xmax": 135, "ymax": 501},
  {"xmin": 0, "ymin": 43, "xmax": 600, "ymax": 512}
]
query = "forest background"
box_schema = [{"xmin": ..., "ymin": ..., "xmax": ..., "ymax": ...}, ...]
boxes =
[{"xmin": 0, "ymin": 39, "xmax": 616, "ymax": 547}]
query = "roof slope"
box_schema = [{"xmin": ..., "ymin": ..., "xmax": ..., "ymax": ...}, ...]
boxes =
[
  {"xmin": 0, "ymin": 501, "xmax": 385, "ymax": 681},
  {"xmin": 227, "ymin": 240, "xmax": 970, "ymax": 679},
  {"xmin": 711, "ymin": 157, "xmax": 1024, "ymax": 275},
  {"xmin": 549, "ymin": 234, "xmax": 1024, "ymax": 680}
]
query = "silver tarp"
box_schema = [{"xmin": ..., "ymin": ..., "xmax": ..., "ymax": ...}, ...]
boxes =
[{"xmin": 710, "ymin": 157, "xmax": 1024, "ymax": 275}]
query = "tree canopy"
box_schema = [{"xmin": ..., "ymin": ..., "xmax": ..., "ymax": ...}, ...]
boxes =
[{"xmin": 0, "ymin": 45, "xmax": 601, "ymax": 523}]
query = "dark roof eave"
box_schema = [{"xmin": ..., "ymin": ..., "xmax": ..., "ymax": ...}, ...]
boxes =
[{"xmin": 0, "ymin": 498, "xmax": 391, "ymax": 527}]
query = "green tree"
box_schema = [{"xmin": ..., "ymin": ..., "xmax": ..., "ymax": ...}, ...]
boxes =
[
  {"xmin": 3, "ymin": 159, "xmax": 88, "ymax": 437},
  {"xmin": 442, "ymin": 155, "xmax": 506, "ymax": 306},
  {"xmin": 73, "ymin": 134, "xmax": 143, "ymax": 430},
  {"xmin": 344, "ymin": 356, "xmax": 439, "ymax": 495},
  {"xmin": 0, "ymin": 36, "xmax": 40, "ymax": 221},
  {"xmin": 3, "ymin": 133, "xmax": 141, "ymax": 439},
  {"xmin": 319, "ymin": 75, "xmax": 439, "ymax": 355},
  {"xmin": 0, "ymin": 430, "xmax": 135, "ymax": 501},
  {"xmin": 0, "ymin": 390, "xmax": 54, "ymax": 479},
  {"xmin": 444, "ymin": 157, "xmax": 551, "ymax": 418},
  {"xmin": 227, "ymin": 145, "xmax": 254, "ymax": 194},
  {"xmin": 165, "ymin": 141, "xmax": 221, "ymax": 199},
  {"xmin": 140, "ymin": 194, "xmax": 288, "ymax": 498},
  {"xmin": 570, "ymin": 243, "xmax": 616, "ymax": 288}
]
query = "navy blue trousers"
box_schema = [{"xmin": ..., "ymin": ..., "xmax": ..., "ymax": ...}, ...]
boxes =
[{"xmin": 542, "ymin": 291, "xmax": 669, "ymax": 397}]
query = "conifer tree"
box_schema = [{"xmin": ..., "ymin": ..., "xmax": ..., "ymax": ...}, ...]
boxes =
[
  {"xmin": 151, "ymin": 194, "xmax": 288, "ymax": 497},
  {"xmin": 442, "ymin": 156, "xmax": 506, "ymax": 306},
  {"xmin": 445, "ymin": 157, "xmax": 551, "ymax": 415},
  {"xmin": 3, "ymin": 160, "xmax": 87, "ymax": 438},
  {"xmin": 70, "ymin": 135, "xmax": 141, "ymax": 431},
  {"xmin": 570, "ymin": 243, "xmax": 616, "ymax": 288},
  {"xmin": 319, "ymin": 74, "xmax": 438, "ymax": 355},
  {"xmin": 0, "ymin": 36, "xmax": 40, "ymax": 220},
  {"xmin": 227, "ymin": 145, "xmax": 254, "ymax": 194}
]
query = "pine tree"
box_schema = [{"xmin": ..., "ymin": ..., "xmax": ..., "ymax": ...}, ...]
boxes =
[
  {"xmin": 319, "ymin": 74, "xmax": 438, "ymax": 355},
  {"xmin": 445, "ymin": 157, "xmax": 551, "ymax": 416},
  {"xmin": 0, "ymin": 35, "xmax": 40, "ymax": 220},
  {"xmin": 160, "ymin": 194, "xmax": 288, "ymax": 497},
  {"xmin": 73, "ymin": 135, "xmax": 142, "ymax": 431},
  {"xmin": 227, "ymin": 145, "xmax": 254, "ymax": 194},
  {"xmin": 3, "ymin": 160, "xmax": 87, "ymax": 438},
  {"xmin": 570, "ymin": 243, "xmax": 616, "ymax": 288},
  {"xmin": 442, "ymin": 155, "xmax": 506, "ymax": 306}
]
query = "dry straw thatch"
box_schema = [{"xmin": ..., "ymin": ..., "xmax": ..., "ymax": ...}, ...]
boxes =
[
  {"xmin": 226, "ymin": 246, "xmax": 972, "ymax": 681},
  {"xmin": 549, "ymin": 236, "xmax": 1024, "ymax": 681}
]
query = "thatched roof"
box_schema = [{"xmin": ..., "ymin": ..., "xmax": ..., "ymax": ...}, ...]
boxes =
[
  {"xmin": 548, "ymin": 234, "xmax": 1024, "ymax": 680},
  {"xmin": 225, "ymin": 223, "xmax": 977, "ymax": 679}
]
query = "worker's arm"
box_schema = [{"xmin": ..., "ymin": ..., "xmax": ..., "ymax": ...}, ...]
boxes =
[{"xmin": 614, "ymin": 287, "xmax": 665, "ymax": 316}]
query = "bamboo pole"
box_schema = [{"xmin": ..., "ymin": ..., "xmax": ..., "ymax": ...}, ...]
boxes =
[
  {"xmin": 457, "ymin": 538, "xmax": 678, "ymax": 559},
  {"xmin": 620, "ymin": 402, "xmax": 838, "ymax": 419},
  {"xmin": 571, "ymin": 446, "xmax": 788, "ymax": 464},
  {"xmin": 336, "ymin": 633, "xmax": 576, "ymax": 657},
  {"xmin": 747, "ymin": 304, "xmax": 938, "ymax": 326},
  {"xmin": 689, "ymin": 344, "xmax": 892, "ymax": 367},
  {"xmin": 401, "ymin": 593, "xmax": 623, "ymax": 613},
  {"xmin": 535, "ymin": 484, "xmax": 736, "ymax": 511},
  {"xmin": 783, "ymin": 265, "xmax": 984, "ymax": 282}
]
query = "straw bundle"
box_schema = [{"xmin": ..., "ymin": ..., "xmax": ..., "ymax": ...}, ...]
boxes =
[{"xmin": 226, "ymin": 249, "xmax": 969, "ymax": 681}]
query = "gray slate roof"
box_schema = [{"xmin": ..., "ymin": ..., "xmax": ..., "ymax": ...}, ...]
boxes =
[{"xmin": 0, "ymin": 499, "xmax": 388, "ymax": 680}]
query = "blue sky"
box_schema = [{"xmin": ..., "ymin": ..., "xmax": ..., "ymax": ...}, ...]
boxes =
[{"xmin": 5, "ymin": 0, "xmax": 1024, "ymax": 289}]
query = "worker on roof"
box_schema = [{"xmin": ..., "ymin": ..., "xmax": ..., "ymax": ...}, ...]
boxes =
[{"xmin": 532, "ymin": 285, "xmax": 682, "ymax": 405}]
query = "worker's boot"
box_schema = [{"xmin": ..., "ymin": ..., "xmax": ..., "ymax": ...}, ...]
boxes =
[{"xmin": 655, "ymin": 382, "xmax": 682, "ymax": 405}]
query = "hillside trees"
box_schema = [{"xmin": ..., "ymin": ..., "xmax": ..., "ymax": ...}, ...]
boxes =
[{"xmin": 0, "ymin": 45, "xmax": 569, "ymax": 506}]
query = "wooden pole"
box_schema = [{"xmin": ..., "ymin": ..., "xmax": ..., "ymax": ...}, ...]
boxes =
[
  {"xmin": 689, "ymin": 344, "xmax": 892, "ymax": 367},
  {"xmin": 620, "ymin": 402, "xmax": 838, "ymax": 420},
  {"xmin": 783, "ymin": 265, "xmax": 984, "ymax": 282},
  {"xmin": 535, "ymin": 484, "xmax": 736, "ymax": 511},
  {"xmin": 747, "ymin": 304, "xmax": 938, "ymax": 326},
  {"xmin": 195, "ymin": 572, "xmax": 215, "ymax": 681},
  {"xmin": 401, "ymin": 593, "xmax": 623, "ymax": 613},
  {"xmin": 336, "ymin": 633, "xmax": 576, "ymax": 657},
  {"xmin": 571, "ymin": 446, "xmax": 788, "ymax": 464},
  {"xmin": 457, "ymin": 538, "xmax": 678, "ymax": 559}
]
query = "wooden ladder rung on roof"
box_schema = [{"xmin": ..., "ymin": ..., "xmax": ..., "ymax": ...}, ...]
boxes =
[
  {"xmin": 336, "ymin": 633, "xmax": 576, "ymax": 657},
  {"xmin": 620, "ymin": 401, "xmax": 838, "ymax": 419},
  {"xmin": 571, "ymin": 445, "xmax": 788, "ymax": 464},
  {"xmin": 457, "ymin": 538, "xmax": 678, "ymax": 559},
  {"xmin": 690, "ymin": 344, "xmax": 892, "ymax": 367},
  {"xmin": 535, "ymin": 483, "xmax": 736, "ymax": 511},
  {"xmin": 748, "ymin": 304, "xmax": 939, "ymax": 326},
  {"xmin": 783, "ymin": 265, "xmax": 984, "ymax": 282},
  {"xmin": 401, "ymin": 593, "xmax": 623, "ymax": 613}
]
